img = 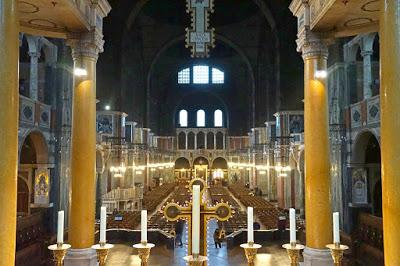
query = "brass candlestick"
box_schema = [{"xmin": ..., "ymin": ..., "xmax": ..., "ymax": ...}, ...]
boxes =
[
  {"xmin": 48, "ymin": 244, "xmax": 71, "ymax": 266},
  {"xmin": 282, "ymin": 243, "xmax": 305, "ymax": 266},
  {"xmin": 183, "ymin": 254, "xmax": 208, "ymax": 266},
  {"xmin": 240, "ymin": 242, "xmax": 262, "ymax": 266},
  {"xmin": 133, "ymin": 242, "xmax": 155, "ymax": 266},
  {"xmin": 92, "ymin": 243, "xmax": 114, "ymax": 266},
  {"xmin": 326, "ymin": 243, "xmax": 349, "ymax": 266}
]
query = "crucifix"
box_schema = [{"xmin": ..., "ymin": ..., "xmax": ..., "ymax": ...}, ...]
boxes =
[
  {"xmin": 163, "ymin": 178, "xmax": 232, "ymax": 261},
  {"xmin": 185, "ymin": 0, "xmax": 215, "ymax": 57}
]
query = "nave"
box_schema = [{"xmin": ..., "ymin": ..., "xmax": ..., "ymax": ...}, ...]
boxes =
[{"xmin": 104, "ymin": 183, "xmax": 290, "ymax": 266}]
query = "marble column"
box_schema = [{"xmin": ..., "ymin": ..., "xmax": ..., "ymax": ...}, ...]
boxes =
[
  {"xmin": 361, "ymin": 49, "xmax": 373, "ymax": 99},
  {"xmin": 185, "ymin": 132, "xmax": 188, "ymax": 150},
  {"xmin": 194, "ymin": 133, "xmax": 197, "ymax": 150},
  {"xmin": 214, "ymin": 133, "xmax": 217, "ymax": 150},
  {"xmin": 0, "ymin": 1, "xmax": 19, "ymax": 265},
  {"xmin": 28, "ymin": 51, "xmax": 40, "ymax": 101},
  {"xmin": 204, "ymin": 132, "xmax": 207, "ymax": 149},
  {"xmin": 65, "ymin": 32, "xmax": 103, "ymax": 265},
  {"xmin": 380, "ymin": 1, "xmax": 400, "ymax": 264},
  {"xmin": 301, "ymin": 37, "xmax": 333, "ymax": 265}
]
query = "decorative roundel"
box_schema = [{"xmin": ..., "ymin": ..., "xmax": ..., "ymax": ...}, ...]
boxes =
[
  {"xmin": 164, "ymin": 203, "xmax": 181, "ymax": 221},
  {"xmin": 214, "ymin": 202, "xmax": 232, "ymax": 222},
  {"xmin": 189, "ymin": 178, "xmax": 206, "ymax": 194}
]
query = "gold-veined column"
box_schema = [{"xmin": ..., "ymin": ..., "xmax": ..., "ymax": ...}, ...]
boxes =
[
  {"xmin": 0, "ymin": 1, "xmax": 19, "ymax": 265},
  {"xmin": 380, "ymin": 1, "xmax": 400, "ymax": 264},
  {"xmin": 68, "ymin": 37, "xmax": 100, "ymax": 249},
  {"xmin": 302, "ymin": 40, "xmax": 332, "ymax": 249}
]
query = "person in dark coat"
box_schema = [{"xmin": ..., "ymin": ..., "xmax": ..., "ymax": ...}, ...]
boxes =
[
  {"xmin": 214, "ymin": 228, "xmax": 222, "ymax": 248},
  {"xmin": 175, "ymin": 220, "xmax": 184, "ymax": 247}
]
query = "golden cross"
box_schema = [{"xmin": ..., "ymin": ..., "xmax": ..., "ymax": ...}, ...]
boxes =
[{"xmin": 163, "ymin": 178, "xmax": 233, "ymax": 258}]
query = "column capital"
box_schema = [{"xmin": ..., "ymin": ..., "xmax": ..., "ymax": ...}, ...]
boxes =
[
  {"xmin": 297, "ymin": 30, "xmax": 330, "ymax": 60},
  {"xmin": 360, "ymin": 50, "xmax": 373, "ymax": 57},
  {"xmin": 28, "ymin": 51, "xmax": 41, "ymax": 59},
  {"xmin": 67, "ymin": 30, "xmax": 105, "ymax": 61}
]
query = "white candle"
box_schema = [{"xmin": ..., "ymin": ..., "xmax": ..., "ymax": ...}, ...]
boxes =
[
  {"xmin": 247, "ymin": 207, "xmax": 254, "ymax": 243},
  {"xmin": 192, "ymin": 185, "xmax": 201, "ymax": 254},
  {"xmin": 289, "ymin": 208, "xmax": 296, "ymax": 243},
  {"xmin": 100, "ymin": 207, "xmax": 107, "ymax": 243},
  {"xmin": 57, "ymin": 211, "xmax": 64, "ymax": 244},
  {"xmin": 333, "ymin": 212, "xmax": 340, "ymax": 244},
  {"xmin": 141, "ymin": 210, "xmax": 147, "ymax": 243}
]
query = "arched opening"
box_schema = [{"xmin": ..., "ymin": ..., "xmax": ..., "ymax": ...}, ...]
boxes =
[
  {"xmin": 187, "ymin": 132, "xmax": 195, "ymax": 150},
  {"xmin": 197, "ymin": 132, "xmax": 205, "ymax": 149},
  {"xmin": 211, "ymin": 157, "xmax": 228, "ymax": 185},
  {"xmin": 178, "ymin": 132, "xmax": 186, "ymax": 149},
  {"xmin": 214, "ymin": 109, "xmax": 223, "ymax": 127},
  {"xmin": 207, "ymin": 132, "xmax": 214, "ymax": 149},
  {"xmin": 179, "ymin": 109, "xmax": 188, "ymax": 127},
  {"xmin": 17, "ymin": 177, "xmax": 29, "ymax": 215},
  {"xmin": 216, "ymin": 132, "xmax": 224, "ymax": 150},
  {"xmin": 351, "ymin": 131, "xmax": 382, "ymax": 219},
  {"xmin": 174, "ymin": 157, "xmax": 191, "ymax": 180},
  {"xmin": 193, "ymin": 157, "xmax": 209, "ymax": 181},
  {"xmin": 20, "ymin": 131, "xmax": 48, "ymax": 165},
  {"xmin": 196, "ymin": 110, "xmax": 205, "ymax": 127}
]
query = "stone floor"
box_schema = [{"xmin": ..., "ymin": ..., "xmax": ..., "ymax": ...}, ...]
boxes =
[{"xmin": 106, "ymin": 220, "xmax": 289, "ymax": 266}]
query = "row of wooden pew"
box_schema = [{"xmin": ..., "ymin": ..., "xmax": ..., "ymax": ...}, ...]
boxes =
[{"xmin": 228, "ymin": 184, "xmax": 284, "ymax": 230}]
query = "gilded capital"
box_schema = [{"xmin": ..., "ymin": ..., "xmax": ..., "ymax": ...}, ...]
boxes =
[{"xmin": 67, "ymin": 30, "xmax": 105, "ymax": 61}]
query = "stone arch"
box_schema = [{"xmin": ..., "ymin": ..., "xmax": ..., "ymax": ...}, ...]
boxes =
[
  {"xmin": 178, "ymin": 132, "xmax": 186, "ymax": 149},
  {"xmin": 175, "ymin": 157, "xmax": 191, "ymax": 169},
  {"xmin": 19, "ymin": 130, "xmax": 49, "ymax": 165},
  {"xmin": 149, "ymin": 34, "xmax": 253, "ymax": 127},
  {"xmin": 207, "ymin": 132, "xmax": 215, "ymax": 149},
  {"xmin": 197, "ymin": 131, "xmax": 205, "ymax": 149},
  {"xmin": 215, "ymin": 132, "xmax": 224, "ymax": 150},
  {"xmin": 352, "ymin": 129, "xmax": 380, "ymax": 164},
  {"xmin": 351, "ymin": 130, "xmax": 381, "ymax": 217},
  {"xmin": 193, "ymin": 156, "xmax": 209, "ymax": 167},
  {"xmin": 212, "ymin": 157, "xmax": 228, "ymax": 169},
  {"xmin": 17, "ymin": 177, "xmax": 30, "ymax": 214},
  {"xmin": 187, "ymin": 132, "xmax": 195, "ymax": 150}
]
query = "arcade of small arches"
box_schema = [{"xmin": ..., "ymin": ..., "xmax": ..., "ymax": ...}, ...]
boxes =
[
  {"xmin": 176, "ymin": 128, "xmax": 227, "ymax": 150},
  {"xmin": 174, "ymin": 156, "xmax": 228, "ymax": 183}
]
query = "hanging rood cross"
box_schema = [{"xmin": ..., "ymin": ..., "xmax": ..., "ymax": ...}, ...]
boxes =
[
  {"xmin": 163, "ymin": 178, "xmax": 233, "ymax": 258},
  {"xmin": 185, "ymin": 0, "xmax": 215, "ymax": 57}
]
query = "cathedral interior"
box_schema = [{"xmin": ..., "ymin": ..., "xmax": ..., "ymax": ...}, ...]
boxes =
[{"xmin": 0, "ymin": 0, "xmax": 397, "ymax": 265}]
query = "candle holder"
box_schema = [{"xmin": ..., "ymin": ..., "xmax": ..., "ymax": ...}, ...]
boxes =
[
  {"xmin": 92, "ymin": 243, "xmax": 114, "ymax": 266},
  {"xmin": 240, "ymin": 242, "xmax": 262, "ymax": 266},
  {"xmin": 133, "ymin": 242, "xmax": 155, "ymax": 266},
  {"xmin": 282, "ymin": 242, "xmax": 305, "ymax": 266},
  {"xmin": 326, "ymin": 243, "xmax": 349, "ymax": 266},
  {"xmin": 48, "ymin": 243, "xmax": 71, "ymax": 266},
  {"xmin": 183, "ymin": 253, "xmax": 208, "ymax": 266}
]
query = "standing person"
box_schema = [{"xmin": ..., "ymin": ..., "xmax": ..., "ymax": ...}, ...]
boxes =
[
  {"xmin": 175, "ymin": 220, "xmax": 184, "ymax": 247},
  {"xmin": 214, "ymin": 228, "xmax": 222, "ymax": 248}
]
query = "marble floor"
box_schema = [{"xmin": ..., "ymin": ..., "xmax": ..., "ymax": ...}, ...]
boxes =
[{"xmin": 106, "ymin": 221, "xmax": 290, "ymax": 266}]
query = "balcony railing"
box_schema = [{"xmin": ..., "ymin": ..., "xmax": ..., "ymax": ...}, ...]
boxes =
[{"xmin": 19, "ymin": 95, "xmax": 51, "ymax": 129}]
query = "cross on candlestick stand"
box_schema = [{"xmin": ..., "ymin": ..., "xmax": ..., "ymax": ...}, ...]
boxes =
[{"xmin": 163, "ymin": 178, "xmax": 233, "ymax": 259}]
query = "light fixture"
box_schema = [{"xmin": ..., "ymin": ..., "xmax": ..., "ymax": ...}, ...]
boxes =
[
  {"xmin": 259, "ymin": 170, "xmax": 267, "ymax": 175},
  {"xmin": 74, "ymin": 67, "xmax": 88, "ymax": 77},
  {"xmin": 315, "ymin": 70, "xmax": 328, "ymax": 79},
  {"xmin": 105, "ymin": 105, "xmax": 111, "ymax": 111}
]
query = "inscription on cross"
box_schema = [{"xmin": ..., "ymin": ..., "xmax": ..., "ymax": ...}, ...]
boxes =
[
  {"xmin": 163, "ymin": 178, "xmax": 232, "ymax": 259},
  {"xmin": 185, "ymin": 0, "xmax": 215, "ymax": 58}
]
